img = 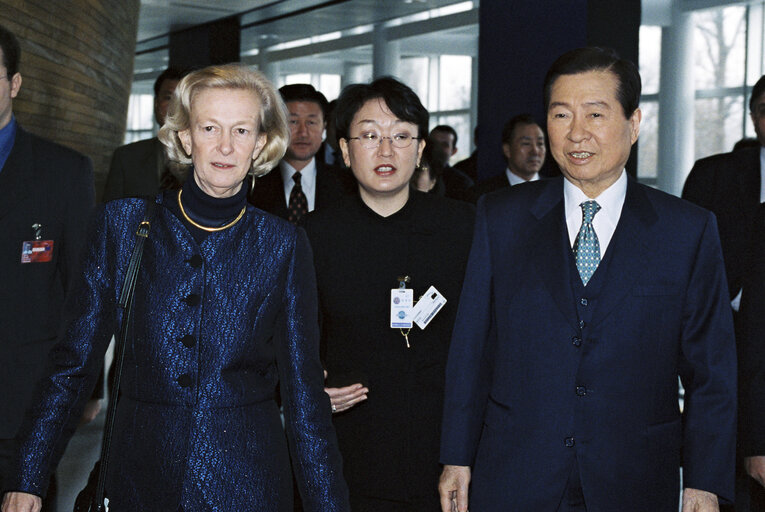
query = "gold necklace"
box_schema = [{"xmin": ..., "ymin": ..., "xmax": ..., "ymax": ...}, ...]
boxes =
[{"xmin": 177, "ymin": 189, "xmax": 246, "ymax": 232}]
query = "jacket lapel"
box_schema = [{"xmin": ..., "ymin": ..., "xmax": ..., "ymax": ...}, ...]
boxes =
[
  {"xmin": 0, "ymin": 128, "xmax": 35, "ymax": 221},
  {"xmin": 531, "ymin": 178, "xmax": 579, "ymax": 331},
  {"xmin": 589, "ymin": 178, "xmax": 656, "ymax": 328}
]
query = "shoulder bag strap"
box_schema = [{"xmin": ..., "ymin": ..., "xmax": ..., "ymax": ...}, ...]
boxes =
[{"xmin": 92, "ymin": 200, "xmax": 157, "ymax": 512}]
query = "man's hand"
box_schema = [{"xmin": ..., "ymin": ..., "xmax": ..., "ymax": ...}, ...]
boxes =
[
  {"xmin": 439, "ymin": 465, "xmax": 470, "ymax": 512},
  {"xmin": 80, "ymin": 399, "xmax": 102, "ymax": 425},
  {"xmin": 681, "ymin": 487, "xmax": 718, "ymax": 512},
  {"xmin": 745, "ymin": 456, "xmax": 765, "ymax": 488},
  {"xmin": 1, "ymin": 492, "xmax": 42, "ymax": 512},
  {"xmin": 323, "ymin": 371, "xmax": 368, "ymax": 414}
]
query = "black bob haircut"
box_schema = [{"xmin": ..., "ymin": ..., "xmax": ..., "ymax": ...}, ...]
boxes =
[
  {"xmin": 334, "ymin": 76, "xmax": 429, "ymax": 141},
  {"xmin": 0, "ymin": 24, "xmax": 21, "ymax": 78},
  {"xmin": 279, "ymin": 83, "xmax": 329, "ymax": 120},
  {"xmin": 543, "ymin": 47, "xmax": 641, "ymax": 119}
]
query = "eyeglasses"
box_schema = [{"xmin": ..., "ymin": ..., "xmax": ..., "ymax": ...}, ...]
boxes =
[{"xmin": 347, "ymin": 132, "xmax": 421, "ymax": 149}]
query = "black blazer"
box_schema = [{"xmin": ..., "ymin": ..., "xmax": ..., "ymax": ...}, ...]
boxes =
[
  {"xmin": 248, "ymin": 158, "xmax": 350, "ymax": 219},
  {"xmin": 0, "ymin": 126, "xmax": 94, "ymax": 438},
  {"xmin": 741, "ymin": 204, "xmax": 765, "ymax": 456},
  {"xmin": 469, "ymin": 172, "xmax": 511, "ymax": 203},
  {"xmin": 102, "ymin": 137, "xmax": 163, "ymax": 202},
  {"xmin": 682, "ymin": 147, "xmax": 761, "ymax": 299}
]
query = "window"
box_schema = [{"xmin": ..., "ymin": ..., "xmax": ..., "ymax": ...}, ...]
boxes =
[
  {"xmin": 124, "ymin": 93, "xmax": 154, "ymax": 144},
  {"xmin": 638, "ymin": 25, "xmax": 661, "ymax": 182},
  {"xmin": 692, "ymin": 5, "xmax": 748, "ymax": 158}
]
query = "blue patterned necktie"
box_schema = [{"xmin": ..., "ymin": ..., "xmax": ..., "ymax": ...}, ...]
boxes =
[{"xmin": 574, "ymin": 200, "xmax": 601, "ymax": 285}]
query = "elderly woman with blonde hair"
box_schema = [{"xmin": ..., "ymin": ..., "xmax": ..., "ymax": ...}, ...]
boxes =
[{"xmin": 2, "ymin": 64, "xmax": 349, "ymax": 512}]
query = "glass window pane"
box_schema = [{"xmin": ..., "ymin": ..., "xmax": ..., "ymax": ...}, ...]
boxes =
[
  {"xmin": 284, "ymin": 73, "xmax": 312, "ymax": 86},
  {"xmin": 319, "ymin": 74, "xmax": 341, "ymax": 101},
  {"xmin": 693, "ymin": 6, "xmax": 747, "ymax": 90},
  {"xmin": 435, "ymin": 114, "xmax": 470, "ymax": 165},
  {"xmin": 694, "ymin": 95, "xmax": 745, "ymax": 160},
  {"xmin": 400, "ymin": 57, "xmax": 429, "ymax": 107},
  {"xmin": 439, "ymin": 55, "xmax": 471, "ymax": 110},
  {"xmin": 637, "ymin": 101, "xmax": 659, "ymax": 180},
  {"xmin": 639, "ymin": 26, "xmax": 661, "ymax": 95}
]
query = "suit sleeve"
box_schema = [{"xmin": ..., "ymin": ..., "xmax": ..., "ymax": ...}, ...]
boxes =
[
  {"xmin": 277, "ymin": 228, "xmax": 350, "ymax": 512},
  {"xmin": 740, "ymin": 207, "xmax": 765, "ymax": 456},
  {"xmin": 678, "ymin": 212, "xmax": 737, "ymax": 502},
  {"xmin": 440, "ymin": 197, "xmax": 496, "ymax": 466}
]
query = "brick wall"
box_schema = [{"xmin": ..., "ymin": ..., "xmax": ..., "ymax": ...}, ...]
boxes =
[{"xmin": 0, "ymin": 0, "xmax": 140, "ymax": 196}]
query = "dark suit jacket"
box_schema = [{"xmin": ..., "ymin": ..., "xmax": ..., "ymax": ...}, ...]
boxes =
[
  {"xmin": 0, "ymin": 126, "xmax": 94, "ymax": 439},
  {"xmin": 469, "ymin": 172, "xmax": 511, "ymax": 203},
  {"xmin": 682, "ymin": 147, "xmax": 761, "ymax": 299},
  {"xmin": 102, "ymin": 137, "xmax": 163, "ymax": 202},
  {"xmin": 248, "ymin": 158, "xmax": 349, "ymax": 219},
  {"xmin": 441, "ymin": 165, "xmax": 474, "ymax": 202},
  {"xmin": 441, "ymin": 177, "xmax": 737, "ymax": 511}
]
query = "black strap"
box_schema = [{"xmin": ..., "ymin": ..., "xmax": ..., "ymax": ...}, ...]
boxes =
[{"xmin": 92, "ymin": 200, "xmax": 156, "ymax": 511}]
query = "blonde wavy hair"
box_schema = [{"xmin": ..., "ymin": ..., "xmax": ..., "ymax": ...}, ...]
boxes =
[{"xmin": 159, "ymin": 64, "xmax": 289, "ymax": 177}]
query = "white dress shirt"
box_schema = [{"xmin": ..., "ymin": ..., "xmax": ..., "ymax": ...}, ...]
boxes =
[
  {"xmin": 564, "ymin": 170, "xmax": 628, "ymax": 259},
  {"xmin": 505, "ymin": 168, "xmax": 540, "ymax": 187},
  {"xmin": 281, "ymin": 158, "xmax": 318, "ymax": 212},
  {"xmin": 760, "ymin": 146, "xmax": 765, "ymax": 202}
]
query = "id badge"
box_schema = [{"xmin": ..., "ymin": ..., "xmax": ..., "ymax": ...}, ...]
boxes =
[
  {"xmin": 21, "ymin": 240, "xmax": 54, "ymax": 263},
  {"xmin": 411, "ymin": 286, "xmax": 447, "ymax": 330},
  {"xmin": 390, "ymin": 288, "xmax": 414, "ymax": 328}
]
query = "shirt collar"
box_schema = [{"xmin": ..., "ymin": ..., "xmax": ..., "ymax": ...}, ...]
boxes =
[
  {"xmin": 564, "ymin": 169, "xmax": 627, "ymax": 217},
  {"xmin": 505, "ymin": 167, "xmax": 539, "ymax": 186},
  {"xmin": 281, "ymin": 158, "xmax": 317, "ymax": 190}
]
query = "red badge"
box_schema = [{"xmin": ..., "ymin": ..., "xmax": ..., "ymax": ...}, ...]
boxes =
[{"xmin": 21, "ymin": 240, "xmax": 54, "ymax": 263}]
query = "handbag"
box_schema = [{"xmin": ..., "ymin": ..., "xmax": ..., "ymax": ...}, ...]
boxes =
[{"xmin": 73, "ymin": 200, "xmax": 156, "ymax": 512}]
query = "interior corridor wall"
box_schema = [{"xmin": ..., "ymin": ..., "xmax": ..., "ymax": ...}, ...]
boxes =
[{"xmin": 0, "ymin": 0, "xmax": 141, "ymax": 196}]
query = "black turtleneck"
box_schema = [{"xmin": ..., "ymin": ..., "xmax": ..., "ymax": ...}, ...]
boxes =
[{"xmin": 164, "ymin": 172, "xmax": 248, "ymax": 243}]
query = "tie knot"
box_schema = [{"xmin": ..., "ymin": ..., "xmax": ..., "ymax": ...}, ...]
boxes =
[
  {"xmin": 292, "ymin": 172, "xmax": 302, "ymax": 185},
  {"xmin": 580, "ymin": 200, "xmax": 601, "ymax": 224}
]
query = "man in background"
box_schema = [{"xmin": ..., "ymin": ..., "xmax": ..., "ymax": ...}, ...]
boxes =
[
  {"xmin": 428, "ymin": 125, "xmax": 474, "ymax": 201},
  {"xmin": 470, "ymin": 114, "xmax": 546, "ymax": 201},
  {"xmin": 684, "ymin": 74, "xmax": 765, "ymax": 512},
  {"xmin": 249, "ymin": 83, "xmax": 347, "ymax": 224},
  {"xmin": 102, "ymin": 67, "xmax": 186, "ymax": 202},
  {"xmin": 0, "ymin": 24, "xmax": 95, "ymax": 511}
]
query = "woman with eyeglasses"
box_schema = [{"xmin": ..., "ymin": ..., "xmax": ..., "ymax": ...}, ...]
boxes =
[{"xmin": 303, "ymin": 77, "xmax": 475, "ymax": 511}]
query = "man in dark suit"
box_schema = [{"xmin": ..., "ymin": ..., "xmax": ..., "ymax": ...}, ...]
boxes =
[
  {"xmin": 102, "ymin": 67, "xmax": 186, "ymax": 202},
  {"xmin": 683, "ymin": 75, "xmax": 765, "ymax": 512},
  {"xmin": 0, "ymin": 25, "xmax": 94, "ymax": 511},
  {"xmin": 470, "ymin": 114, "xmax": 546, "ymax": 201},
  {"xmin": 249, "ymin": 83, "xmax": 347, "ymax": 224},
  {"xmin": 438, "ymin": 47, "xmax": 736, "ymax": 512},
  {"xmin": 428, "ymin": 125, "xmax": 474, "ymax": 201}
]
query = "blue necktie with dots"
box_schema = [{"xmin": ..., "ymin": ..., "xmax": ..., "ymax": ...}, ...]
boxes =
[{"xmin": 574, "ymin": 200, "xmax": 601, "ymax": 285}]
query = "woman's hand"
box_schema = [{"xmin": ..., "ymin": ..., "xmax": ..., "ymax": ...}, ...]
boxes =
[
  {"xmin": 1, "ymin": 492, "xmax": 42, "ymax": 512},
  {"xmin": 323, "ymin": 371, "xmax": 368, "ymax": 414}
]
